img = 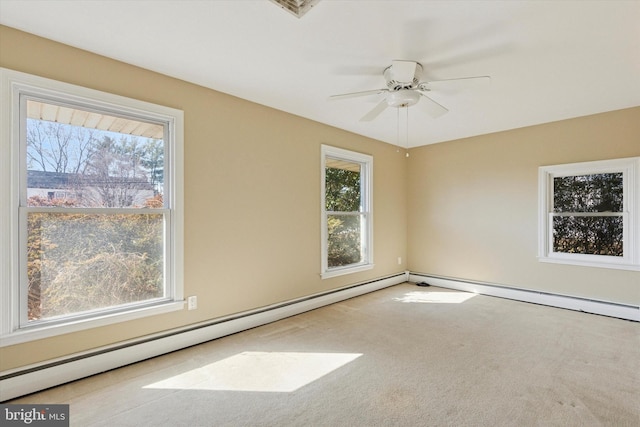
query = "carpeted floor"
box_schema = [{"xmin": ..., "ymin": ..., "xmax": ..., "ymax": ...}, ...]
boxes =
[{"xmin": 10, "ymin": 284, "xmax": 640, "ymax": 426}]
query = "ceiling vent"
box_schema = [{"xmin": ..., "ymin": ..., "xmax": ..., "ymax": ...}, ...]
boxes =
[{"xmin": 269, "ymin": 0, "xmax": 321, "ymax": 18}]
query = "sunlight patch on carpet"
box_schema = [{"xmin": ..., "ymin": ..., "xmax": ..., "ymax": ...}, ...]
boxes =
[
  {"xmin": 394, "ymin": 291, "xmax": 476, "ymax": 304},
  {"xmin": 143, "ymin": 351, "xmax": 362, "ymax": 392}
]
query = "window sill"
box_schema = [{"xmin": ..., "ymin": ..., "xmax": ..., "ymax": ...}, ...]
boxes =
[
  {"xmin": 0, "ymin": 300, "xmax": 185, "ymax": 347},
  {"xmin": 321, "ymin": 263, "xmax": 374, "ymax": 279},
  {"xmin": 538, "ymin": 256, "xmax": 640, "ymax": 271}
]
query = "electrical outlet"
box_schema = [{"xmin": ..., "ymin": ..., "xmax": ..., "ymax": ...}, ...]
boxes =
[
  {"xmin": 397, "ymin": 257, "xmax": 402, "ymax": 265},
  {"xmin": 187, "ymin": 295, "xmax": 197, "ymax": 310}
]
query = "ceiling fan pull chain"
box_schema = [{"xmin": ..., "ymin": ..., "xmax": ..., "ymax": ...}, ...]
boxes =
[
  {"xmin": 396, "ymin": 107, "xmax": 400, "ymax": 153},
  {"xmin": 405, "ymin": 106, "xmax": 410, "ymax": 157}
]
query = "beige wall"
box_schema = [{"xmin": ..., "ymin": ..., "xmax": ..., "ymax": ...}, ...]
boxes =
[
  {"xmin": 0, "ymin": 26, "xmax": 408, "ymax": 370},
  {"xmin": 408, "ymin": 107, "xmax": 640, "ymax": 305}
]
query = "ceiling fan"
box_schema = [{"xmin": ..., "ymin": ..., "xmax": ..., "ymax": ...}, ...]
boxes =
[{"xmin": 330, "ymin": 60, "xmax": 490, "ymax": 121}]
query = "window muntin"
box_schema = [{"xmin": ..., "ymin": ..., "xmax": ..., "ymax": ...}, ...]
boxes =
[
  {"xmin": 1, "ymin": 68, "xmax": 184, "ymax": 345},
  {"xmin": 321, "ymin": 146, "xmax": 373, "ymax": 278},
  {"xmin": 538, "ymin": 158, "xmax": 639, "ymax": 270}
]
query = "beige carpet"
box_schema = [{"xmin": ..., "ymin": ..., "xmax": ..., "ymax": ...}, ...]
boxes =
[{"xmin": 10, "ymin": 284, "xmax": 640, "ymax": 426}]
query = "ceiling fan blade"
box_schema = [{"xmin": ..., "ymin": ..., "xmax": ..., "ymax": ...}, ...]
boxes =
[
  {"xmin": 329, "ymin": 88, "xmax": 387, "ymax": 100},
  {"xmin": 419, "ymin": 76, "xmax": 491, "ymax": 91},
  {"xmin": 360, "ymin": 98, "xmax": 389, "ymax": 122},
  {"xmin": 391, "ymin": 60, "xmax": 418, "ymax": 83},
  {"xmin": 417, "ymin": 92, "xmax": 449, "ymax": 118}
]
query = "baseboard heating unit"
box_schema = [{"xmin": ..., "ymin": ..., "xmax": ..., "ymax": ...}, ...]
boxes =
[{"xmin": 409, "ymin": 273, "xmax": 639, "ymax": 322}]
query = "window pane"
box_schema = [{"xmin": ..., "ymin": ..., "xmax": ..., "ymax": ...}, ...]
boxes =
[
  {"xmin": 553, "ymin": 173, "xmax": 623, "ymax": 213},
  {"xmin": 27, "ymin": 212, "xmax": 164, "ymax": 321},
  {"xmin": 327, "ymin": 214, "xmax": 364, "ymax": 268},
  {"xmin": 26, "ymin": 99, "xmax": 165, "ymax": 208},
  {"xmin": 552, "ymin": 216, "xmax": 623, "ymax": 256},
  {"xmin": 325, "ymin": 160, "xmax": 361, "ymax": 212}
]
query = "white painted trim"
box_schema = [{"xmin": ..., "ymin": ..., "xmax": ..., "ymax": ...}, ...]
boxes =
[
  {"xmin": 409, "ymin": 273, "xmax": 639, "ymax": 322},
  {"xmin": 0, "ymin": 69, "xmax": 15, "ymax": 347},
  {"xmin": 320, "ymin": 263, "xmax": 375, "ymax": 279},
  {"xmin": 0, "ymin": 301, "xmax": 185, "ymax": 347},
  {"xmin": 0, "ymin": 273, "xmax": 406, "ymax": 401}
]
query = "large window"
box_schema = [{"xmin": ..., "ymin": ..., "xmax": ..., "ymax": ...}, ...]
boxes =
[
  {"xmin": 538, "ymin": 157, "xmax": 639, "ymax": 270},
  {"xmin": 321, "ymin": 145, "xmax": 373, "ymax": 278},
  {"xmin": 0, "ymin": 68, "xmax": 184, "ymax": 345}
]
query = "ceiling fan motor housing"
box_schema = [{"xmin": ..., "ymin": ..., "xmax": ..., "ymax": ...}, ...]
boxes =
[{"xmin": 383, "ymin": 62, "xmax": 423, "ymax": 90}]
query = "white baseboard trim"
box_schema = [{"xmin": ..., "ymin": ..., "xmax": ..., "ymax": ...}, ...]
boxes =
[
  {"xmin": 1, "ymin": 272, "xmax": 408, "ymax": 402},
  {"xmin": 409, "ymin": 273, "xmax": 639, "ymax": 322}
]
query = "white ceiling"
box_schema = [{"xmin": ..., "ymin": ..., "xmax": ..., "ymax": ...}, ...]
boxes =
[{"xmin": 1, "ymin": 0, "xmax": 639, "ymax": 148}]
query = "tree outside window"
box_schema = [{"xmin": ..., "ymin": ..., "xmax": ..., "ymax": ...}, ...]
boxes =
[
  {"xmin": 552, "ymin": 173, "xmax": 623, "ymax": 256},
  {"xmin": 321, "ymin": 146, "xmax": 373, "ymax": 278},
  {"xmin": 325, "ymin": 162, "xmax": 363, "ymax": 268}
]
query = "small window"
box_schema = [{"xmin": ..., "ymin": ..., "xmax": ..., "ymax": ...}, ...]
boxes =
[
  {"xmin": 321, "ymin": 145, "xmax": 373, "ymax": 278},
  {"xmin": 538, "ymin": 157, "xmax": 639, "ymax": 270},
  {"xmin": 1, "ymin": 68, "xmax": 184, "ymax": 345}
]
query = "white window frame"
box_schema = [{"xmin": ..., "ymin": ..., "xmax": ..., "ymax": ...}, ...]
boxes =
[
  {"xmin": 538, "ymin": 157, "xmax": 640, "ymax": 271},
  {"xmin": 0, "ymin": 68, "xmax": 185, "ymax": 346},
  {"xmin": 321, "ymin": 145, "xmax": 373, "ymax": 278}
]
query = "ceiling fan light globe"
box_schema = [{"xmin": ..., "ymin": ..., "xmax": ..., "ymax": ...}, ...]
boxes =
[{"xmin": 387, "ymin": 90, "xmax": 421, "ymax": 108}]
